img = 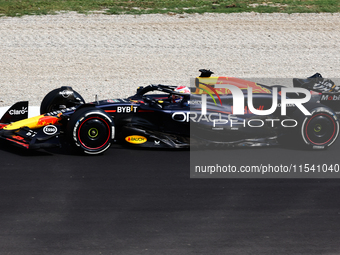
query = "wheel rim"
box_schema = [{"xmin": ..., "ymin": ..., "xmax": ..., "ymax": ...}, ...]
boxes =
[
  {"xmin": 77, "ymin": 117, "xmax": 111, "ymax": 150},
  {"xmin": 305, "ymin": 113, "xmax": 336, "ymax": 145},
  {"xmin": 88, "ymin": 128, "xmax": 99, "ymax": 138}
]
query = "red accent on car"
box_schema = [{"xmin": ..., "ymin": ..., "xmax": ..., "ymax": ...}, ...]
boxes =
[{"xmin": 138, "ymin": 110, "xmax": 154, "ymax": 112}]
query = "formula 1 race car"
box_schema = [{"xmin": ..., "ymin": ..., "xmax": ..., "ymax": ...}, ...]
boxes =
[
  {"xmin": 0, "ymin": 83, "xmax": 191, "ymax": 154},
  {"xmin": 0, "ymin": 70, "xmax": 339, "ymax": 154}
]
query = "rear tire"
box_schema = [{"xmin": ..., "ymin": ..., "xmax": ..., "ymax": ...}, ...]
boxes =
[
  {"xmin": 293, "ymin": 104, "xmax": 339, "ymax": 149},
  {"xmin": 67, "ymin": 107, "xmax": 113, "ymax": 155}
]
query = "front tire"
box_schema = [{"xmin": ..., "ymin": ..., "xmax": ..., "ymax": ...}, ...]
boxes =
[
  {"xmin": 40, "ymin": 87, "xmax": 85, "ymax": 114},
  {"xmin": 67, "ymin": 107, "xmax": 113, "ymax": 155}
]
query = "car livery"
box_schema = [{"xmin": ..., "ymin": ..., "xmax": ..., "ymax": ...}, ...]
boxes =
[{"xmin": 0, "ymin": 70, "xmax": 339, "ymax": 154}]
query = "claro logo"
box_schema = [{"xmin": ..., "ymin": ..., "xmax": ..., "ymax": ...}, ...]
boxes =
[
  {"xmin": 9, "ymin": 107, "xmax": 28, "ymax": 115},
  {"xmin": 125, "ymin": 135, "xmax": 147, "ymax": 144}
]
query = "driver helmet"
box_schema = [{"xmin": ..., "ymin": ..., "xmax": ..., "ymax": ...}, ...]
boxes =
[{"xmin": 172, "ymin": 86, "xmax": 190, "ymax": 103}]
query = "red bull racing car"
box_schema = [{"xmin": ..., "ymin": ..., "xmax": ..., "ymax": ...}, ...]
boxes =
[
  {"xmin": 0, "ymin": 83, "xmax": 191, "ymax": 154},
  {"xmin": 0, "ymin": 70, "xmax": 339, "ymax": 154}
]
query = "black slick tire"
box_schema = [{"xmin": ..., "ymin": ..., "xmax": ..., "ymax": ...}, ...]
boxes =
[
  {"xmin": 293, "ymin": 104, "xmax": 339, "ymax": 149},
  {"xmin": 67, "ymin": 107, "xmax": 114, "ymax": 155},
  {"xmin": 40, "ymin": 87, "xmax": 85, "ymax": 114}
]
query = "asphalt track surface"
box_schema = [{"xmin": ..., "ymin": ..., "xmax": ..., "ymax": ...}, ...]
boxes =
[{"xmin": 1, "ymin": 141, "xmax": 340, "ymax": 255}]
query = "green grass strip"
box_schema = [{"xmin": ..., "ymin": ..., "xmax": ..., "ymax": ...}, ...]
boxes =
[{"xmin": 0, "ymin": 0, "xmax": 339, "ymax": 17}]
